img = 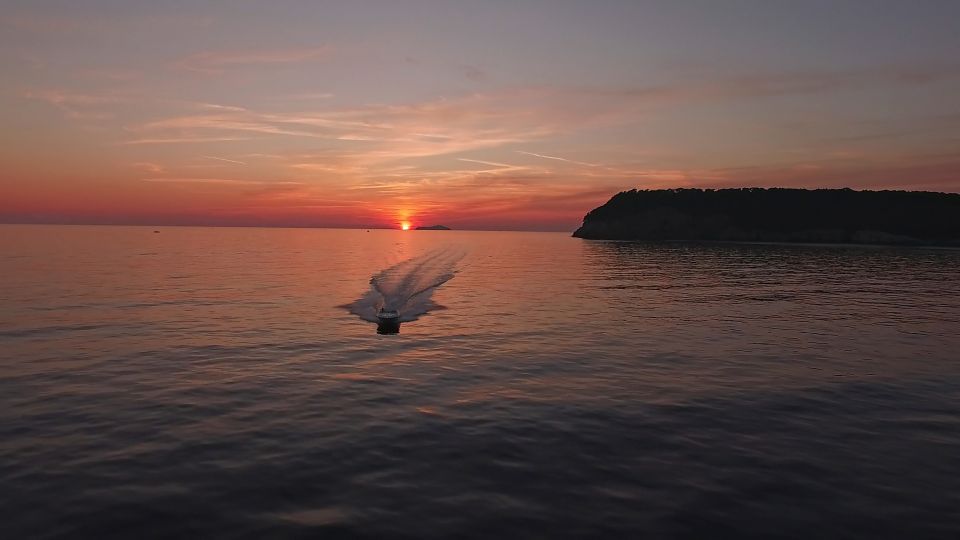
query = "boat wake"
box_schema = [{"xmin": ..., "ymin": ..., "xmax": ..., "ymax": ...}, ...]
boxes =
[{"xmin": 344, "ymin": 247, "xmax": 466, "ymax": 324}]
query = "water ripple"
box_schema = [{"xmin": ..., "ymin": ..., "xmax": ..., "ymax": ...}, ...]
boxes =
[{"xmin": 1, "ymin": 226, "xmax": 959, "ymax": 538}]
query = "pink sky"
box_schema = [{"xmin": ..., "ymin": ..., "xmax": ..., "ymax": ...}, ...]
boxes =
[{"xmin": 2, "ymin": 1, "xmax": 959, "ymax": 230}]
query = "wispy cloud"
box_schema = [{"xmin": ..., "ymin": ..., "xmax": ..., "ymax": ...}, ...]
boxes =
[
  {"xmin": 23, "ymin": 89, "xmax": 128, "ymax": 119},
  {"xmin": 176, "ymin": 46, "xmax": 332, "ymax": 73},
  {"xmin": 455, "ymin": 158, "xmax": 532, "ymax": 175},
  {"xmin": 201, "ymin": 155, "xmax": 247, "ymax": 165},
  {"xmin": 120, "ymin": 136, "xmax": 255, "ymax": 145},
  {"xmin": 270, "ymin": 92, "xmax": 335, "ymax": 101},
  {"xmin": 457, "ymin": 158, "xmax": 518, "ymax": 168},
  {"xmin": 124, "ymin": 90, "xmax": 567, "ymax": 159},
  {"xmin": 515, "ymin": 150, "xmax": 599, "ymax": 167},
  {"xmin": 142, "ymin": 177, "xmax": 302, "ymax": 186},
  {"xmin": 123, "ymin": 63, "xmax": 960, "ymax": 158},
  {"xmin": 132, "ymin": 162, "xmax": 165, "ymax": 174},
  {"xmin": 195, "ymin": 103, "xmax": 248, "ymax": 112}
]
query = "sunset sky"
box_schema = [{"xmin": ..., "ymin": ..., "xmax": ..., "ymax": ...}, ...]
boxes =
[{"xmin": 3, "ymin": 0, "xmax": 960, "ymax": 230}]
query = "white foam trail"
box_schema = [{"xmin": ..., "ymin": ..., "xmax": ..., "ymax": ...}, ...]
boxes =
[{"xmin": 344, "ymin": 246, "xmax": 466, "ymax": 323}]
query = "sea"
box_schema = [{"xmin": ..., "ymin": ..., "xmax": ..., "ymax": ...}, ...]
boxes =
[{"xmin": 2, "ymin": 224, "xmax": 959, "ymax": 539}]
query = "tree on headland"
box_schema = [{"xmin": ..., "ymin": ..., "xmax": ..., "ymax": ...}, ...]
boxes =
[{"xmin": 573, "ymin": 188, "xmax": 960, "ymax": 245}]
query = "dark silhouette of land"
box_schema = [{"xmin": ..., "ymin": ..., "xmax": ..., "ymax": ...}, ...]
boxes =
[
  {"xmin": 573, "ymin": 188, "xmax": 960, "ymax": 246},
  {"xmin": 415, "ymin": 224, "xmax": 452, "ymax": 230}
]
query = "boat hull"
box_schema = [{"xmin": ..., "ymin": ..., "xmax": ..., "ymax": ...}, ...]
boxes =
[{"xmin": 376, "ymin": 316, "xmax": 400, "ymax": 334}]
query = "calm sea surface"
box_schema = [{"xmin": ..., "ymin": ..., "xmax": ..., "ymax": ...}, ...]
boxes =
[{"xmin": 2, "ymin": 225, "xmax": 959, "ymax": 539}]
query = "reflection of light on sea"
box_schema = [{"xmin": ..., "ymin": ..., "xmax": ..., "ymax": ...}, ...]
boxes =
[{"xmin": 342, "ymin": 246, "xmax": 466, "ymax": 324}]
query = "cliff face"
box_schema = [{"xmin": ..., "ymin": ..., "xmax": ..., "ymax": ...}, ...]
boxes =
[{"xmin": 572, "ymin": 188, "xmax": 960, "ymax": 246}]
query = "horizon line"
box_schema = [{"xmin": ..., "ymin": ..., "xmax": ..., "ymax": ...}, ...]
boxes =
[{"xmin": 0, "ymin": 221, "xmax": 576, "ymax": 233}]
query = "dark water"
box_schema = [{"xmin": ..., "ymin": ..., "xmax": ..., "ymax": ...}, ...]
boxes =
[{"xmin": 2, "ymin": 225, "xmax": 959, "ymax": 539}]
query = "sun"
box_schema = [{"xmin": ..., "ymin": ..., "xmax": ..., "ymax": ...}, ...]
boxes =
[{"xmin": 401, "ymin": 221, "xmax": 411, "ymax": 231}]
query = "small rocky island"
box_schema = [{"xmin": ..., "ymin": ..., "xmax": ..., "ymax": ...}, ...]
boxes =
[
  {"xmin": 573, "ymin": 188, "xmax": 960, "ymax": 246},
  {"xmin": 415, "ymin": 224, "xmax": 452, "ymax": 230}
]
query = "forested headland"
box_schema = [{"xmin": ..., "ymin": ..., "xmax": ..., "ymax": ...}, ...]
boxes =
[{"xmin": 573, "ymin": 188, "xmax": 960, "ymax": 246}]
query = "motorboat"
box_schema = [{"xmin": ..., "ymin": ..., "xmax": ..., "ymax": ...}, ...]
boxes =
[{"xmin": 376, "ymin": 308, "xmax": 401, "ymax": 334}]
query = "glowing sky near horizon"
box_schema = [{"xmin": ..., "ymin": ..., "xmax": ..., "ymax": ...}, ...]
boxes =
[{"xmin": 2, "ymin": 0, "xmax": 960, "ymax": 230}]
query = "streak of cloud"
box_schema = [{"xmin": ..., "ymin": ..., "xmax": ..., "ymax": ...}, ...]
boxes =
[
  {"xmin": 132, "ymin": 162, "xmax": 164, "ymax": 174},
  {"xmin": 516, "ymin": 150, "xmax": 599, "ymax": 167},
  {"xmin": 142, "ymin": 178, "xmax": 302, "ymax": 186},
  {"xmin": 119, "ymin": 136, "xmax": 255, "ymax": 145},
  {"xmin": 457, "ymin": 158, "xmax": 521, "ymax": 169},
  {"xmin": 176, "ymin": 46, "xmax": 332, "ymax": 73},
  {"xmin": 201, "ymin": 155, "xmax": 247, "ymax": 165}
]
